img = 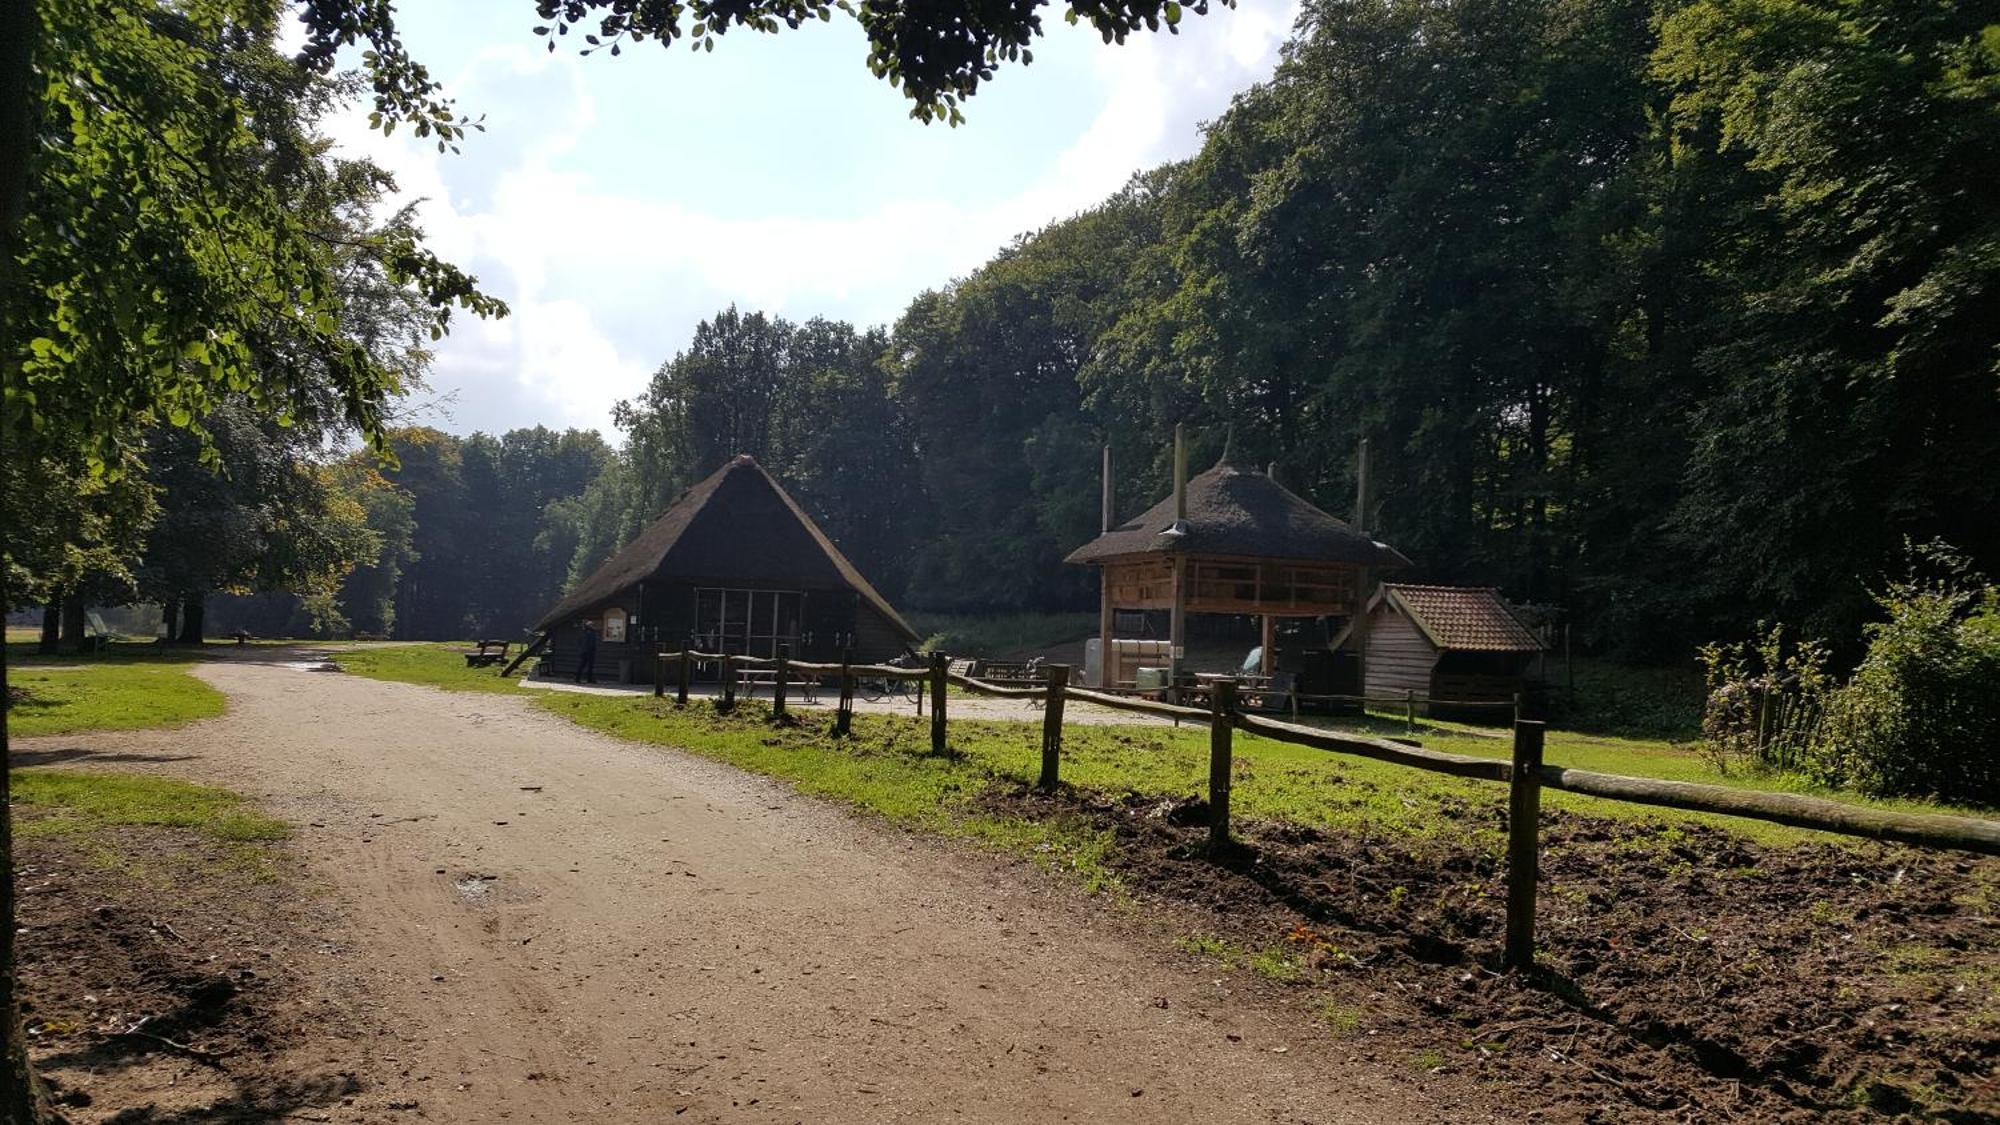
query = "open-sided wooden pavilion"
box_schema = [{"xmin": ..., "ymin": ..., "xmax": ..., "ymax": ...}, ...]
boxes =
[{"xmin": 1064, "ymin": 430, "xmax": 1410, "ymax": 695}]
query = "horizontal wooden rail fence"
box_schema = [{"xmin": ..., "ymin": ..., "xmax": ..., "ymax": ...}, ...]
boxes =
[
  {"xmin": 1233, "ymin": 713, "xmax": 1512, "ymax": 782},
  {"xmin": 637, "ymin": 648, "xmax": 2000, "ymax": 970},
  {"xmin": 1536, "ymin": 766, "xmax": 2000, "ymax": 856}
]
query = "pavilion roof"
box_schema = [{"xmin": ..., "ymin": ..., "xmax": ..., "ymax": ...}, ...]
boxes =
[{"xmin": 1063, "ymin": 459, "xmax": 1410, "ymax": 569}]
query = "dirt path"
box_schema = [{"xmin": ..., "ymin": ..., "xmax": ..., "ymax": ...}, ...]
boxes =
[{"xmin": 17, "ymin": 652, "xmax": 1499, "ymax": 1123}]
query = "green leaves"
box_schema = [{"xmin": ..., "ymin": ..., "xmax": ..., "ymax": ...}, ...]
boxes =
[{"xmin": 8, "ymin": 0, "xmax": 503, "ymax": 474}]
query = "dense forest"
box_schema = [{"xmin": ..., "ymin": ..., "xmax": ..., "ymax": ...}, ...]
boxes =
[{"xmin": 11, "ymin": 0, "xmax": 1998, "ymax": 667}]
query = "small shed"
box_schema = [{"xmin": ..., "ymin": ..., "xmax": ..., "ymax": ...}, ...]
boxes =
[
  {"xmin": 1334, "ymin": 584, "xmax": 1544, "ymax": 708},
  {"xmin": 531, "ymin": 455, "xmax": 919, "ymax": 682}
]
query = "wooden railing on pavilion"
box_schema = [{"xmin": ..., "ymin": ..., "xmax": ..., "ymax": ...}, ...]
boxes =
[{"xmin": 635, "ymin": 645, "xmax": 2000, "ymax": 971}]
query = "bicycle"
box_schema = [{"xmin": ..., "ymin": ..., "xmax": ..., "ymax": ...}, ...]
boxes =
[{"xmin": 854, "ymin": 653, "xmax": 925, "ymax": 704}]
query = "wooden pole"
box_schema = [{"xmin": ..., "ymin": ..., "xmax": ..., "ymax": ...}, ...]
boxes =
[
  {"xmin": 1405, "ymin": 688, "xmax": 1416, "ymax": 733},
  {"xmin": 721, "ymin": 652, "xmax": 736, "ymax": 712},
  {"xmin": 1260, "ymin": 614, "xmax": 1276, "ymax": 678},
  {"xmin": 1170, "ymin": 556, "xmax": 1187, "ymax": 705},
  {"xmin": 929, "ymin": 651, "xmax": 948, "ymax": 755},
  {"xmin": 1170, "ymin": 424, "xmax": 1188, "ymax": 703},
  {"xmin": 1209, "ymin": 679, "xmax": 1237, "ymax": 849},
  {"xmin": 1099, "ymin": 444, "xmax": 1115, "ymax": 688},
  {"xmin": 676, "ymin": 643, "xmax": 691, "ymax": 708},
  {"xmin": 654, "ymin": 646, "xmax": 665, "ymax": 697},
  {"xmin": 1505, "ymin": 720, "xmax": 1546, "ymax": 970},
  {"xmin": 1039, "ymin": 664, "xmax": 1070, "ymax": 790},
  {"xmin": 1101, "ymin": 443, "xmax": 1115, "ymax": 533},
  {"xmin": 1354, "ymin": 436, "xmax": 1371, "ymax": 533},
  {"xmin": 1175, "ymin": 422, "xmax": 1188, "ymax": 522},
  {"xmin": 774, "ymin": 642, "xmax": 790, "ymax": 721},
  {"xmin": 835, "ymin": 646, "xmax": 854, "ymax": 736}
]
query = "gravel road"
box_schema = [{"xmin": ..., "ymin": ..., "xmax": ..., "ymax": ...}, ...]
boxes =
[{"xmin": 16, "ymin": 651, "xmax": 1499, "ymax": 1123}]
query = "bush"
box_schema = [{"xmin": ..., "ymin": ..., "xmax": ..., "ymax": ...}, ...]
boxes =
[
  {"xmin": 1695, "ymin": 624, "xmax": 1832, "ymax": 775},
  {"xmin": 1807, "ymin": 546, "xmax": 2000, "ymax": 805}
]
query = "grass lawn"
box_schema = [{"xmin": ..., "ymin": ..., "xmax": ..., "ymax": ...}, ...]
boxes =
[
  {"xmin": 338, "ymin": 643, "xmax": 1996, "ymax": 853},
  {"xmin": 12, "ymin": 769, "xmax": 288, "ymax": 843},
  {"xmin": 906, "ymin": 611, "xmax": 1097, "ymax": 658},
  {"xmin": 8, "ymin": 644, "xmax": 226, "ymax": 737},
  {"xmin": 333, "ymin": 642, "xmax": 526, "ymax": 694}
]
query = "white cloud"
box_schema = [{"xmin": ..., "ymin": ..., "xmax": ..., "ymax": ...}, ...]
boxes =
[{"xmin": 329, "ymin": 2, "xmax": 1297, "ymax": 439}]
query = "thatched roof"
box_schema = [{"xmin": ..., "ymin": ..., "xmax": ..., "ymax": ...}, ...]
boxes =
[
  {"xmin": 1383, "ymin": 584, "xmax": 1543, "ymax": 652},
  {"xmin": 533, "ymin": 455, "xmax": 917, "ymax": 640},
  {"xmin": 1064, "ymin": 459, "xmax": 1410, "ymax": 569}
]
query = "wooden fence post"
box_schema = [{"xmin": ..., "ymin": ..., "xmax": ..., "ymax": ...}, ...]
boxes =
[
  {"xmin": 773, "ymin": 642, "xmax": 790, "ymax": 721},
  {"xmin": 1039, "ymin": 664, "xmax": 1070, "ymax": 790},
  {"xmin": 1505, "ymin": 719, "xmax": 1546, "ymax": 971},
  {"xmin": 1209, "ymin": 679, "xmax": 1237, "ymax": 849},
  {"xmin": 654, "ymin": 646, "xmax": 665, "ymax": 697},
  {"xmin": 720, "ymin": 652, "xmax": 735, "ymax": 712},
  {"xmin": 929, "ymin": 651, "xmax": 948, "ymax": 755},
  {"xmin": 834, "ymin": 646, "xmax": 854, "ymax": 736},
  {"xmin": 1405, "ymin": 688, "xmax": 1416, "ymax": 733},
  {"xmin": 676, "ymin": 645, "xmax": 691, "ymax": 708}
]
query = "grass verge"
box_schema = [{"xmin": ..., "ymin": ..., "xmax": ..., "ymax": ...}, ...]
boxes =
[
  {"xmin": 12, "ymin": 768, "xmax": 289, "ymax": 843},
  {"xmin": 8, "ymin": 648, "xmax": 225, "ymax": 737},
  {"xmin": 333, "ymin": 642, "xmax": 526, "ymax": 694}
]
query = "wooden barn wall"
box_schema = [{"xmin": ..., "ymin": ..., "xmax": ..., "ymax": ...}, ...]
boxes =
[{"xmin": 1362, "ymin": 607, "xmax": 1437, "ymax": 699}]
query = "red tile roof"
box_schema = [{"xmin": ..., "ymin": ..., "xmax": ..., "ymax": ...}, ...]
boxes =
[{"xmin": 1384, "ymin": 585, "xmax": 1543, "ymax": 652}]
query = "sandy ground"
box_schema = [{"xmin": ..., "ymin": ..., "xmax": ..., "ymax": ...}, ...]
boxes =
[{"xmin": 16, "ymin": 650, "xmax": 1501, "ymax": 1123}]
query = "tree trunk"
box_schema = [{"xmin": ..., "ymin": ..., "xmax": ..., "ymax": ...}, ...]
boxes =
[
  {"xmin": 5, "ymin": 0, "xmax": 62, "ymax": 1117},
  {"xmin": 56, "ymin": 597, "xmax": 83, "ymax": 655},
  {"xmin": 35, "ymin": 607, "xmax": 55, "ymax": 655},
  {"xmin": 161, "ymin": 600, "xmax": 179, "ymax": 645},
  {"xmin": 177, "ymin": 595, "xmax": 205, "ymax": 645}
]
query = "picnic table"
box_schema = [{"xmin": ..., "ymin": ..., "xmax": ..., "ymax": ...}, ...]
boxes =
[
  {"xmin": 462, "ymin": 639, "xmax": 512, "ymax": 668},
  {"xmin": 736, "ymin": 667, "xmax": 819, "ymax": 703}
]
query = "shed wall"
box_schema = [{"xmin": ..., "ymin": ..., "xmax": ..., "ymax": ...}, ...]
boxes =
[{"xmin": 1362, "ymin": 607, "xmax": 1437, "ymax": 699}]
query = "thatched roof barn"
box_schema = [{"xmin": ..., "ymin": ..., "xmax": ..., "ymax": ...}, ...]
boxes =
[{"xmin": 533, "ymin": 455, "xmax": 919, "ymax": 681}]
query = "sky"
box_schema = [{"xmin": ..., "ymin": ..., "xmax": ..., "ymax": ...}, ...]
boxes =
[{"xmin": 323, "ymin": 1, "xmax": 1302, "ymax": 438}]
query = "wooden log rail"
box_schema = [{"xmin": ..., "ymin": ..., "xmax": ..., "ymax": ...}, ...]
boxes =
[
  {"xmin": 1233, "ymin": 713, "xmax": 1512, "ymax": 782},
  {"xmin": 1066, "ymin": 687, "xmax": 1210, "ymax": 723},
  {"xmin": 1535, "ymin": 766, "xmax": 2000, "ymax": 857}
]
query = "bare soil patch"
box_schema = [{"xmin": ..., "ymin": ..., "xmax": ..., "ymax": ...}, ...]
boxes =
[
  {"xmin": 982, "ymin": 783, "xmax": 2000, "ymax": 1120},
  {"xmin": 17, "ymin": 821, "xmax": 367, "ymax": 1122}
]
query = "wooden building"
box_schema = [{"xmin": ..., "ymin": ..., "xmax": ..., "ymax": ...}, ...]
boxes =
[
  {"xmin": 1333, "ymin": 584, "xmax": 1545, "ymax": 708},
  {"xmin": 532, "ymin": 455, "xmax": 919, "ymax": 682},
  {"xmin": 1064, "ymin": 436, "xmax": 1409, "ymax": 693}
]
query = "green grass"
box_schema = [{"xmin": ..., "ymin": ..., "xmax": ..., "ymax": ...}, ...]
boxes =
[
  {"xmin": 336, "ymin": 643, "xmax": 1997, "ymax": 852},
  {"xmin": 906, "ymin": 612, "xmax": 1096, "ymax": 658},
  {"xmin": 12, "ymin": 769, "xmax": 289, "ymax": 843},
  {"xmin": 8, "ymin": 649, "xmax": 225, "ymax": 737},
  {"xmin": 333, "ymin": 642, "xmax": 525, "ymax": 693}
]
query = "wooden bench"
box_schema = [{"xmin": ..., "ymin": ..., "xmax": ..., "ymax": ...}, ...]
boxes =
[
  {"xmin": 975, "ymin": 659, "xmax": 1042, "ymax": 685},
  {"xmin": 462, "ymin": 639, "xmax": 512, "ymax": 668}
]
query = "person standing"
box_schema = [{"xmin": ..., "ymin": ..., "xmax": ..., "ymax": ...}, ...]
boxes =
[{"xmin": 575, "ymin": 619, "xmax": 600, "ymax": 684}]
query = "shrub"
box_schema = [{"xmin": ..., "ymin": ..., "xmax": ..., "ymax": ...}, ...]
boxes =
[
  {"xmin": 1808, "ymin": 548, "xmax": 2000, "ymax": 805},
  {"xmin": 1696, "ymin": 623, "xmax": 1832, "ymax": 775}
]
